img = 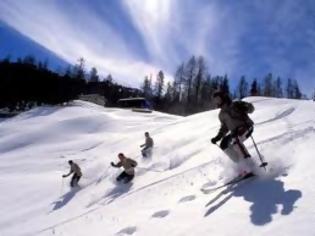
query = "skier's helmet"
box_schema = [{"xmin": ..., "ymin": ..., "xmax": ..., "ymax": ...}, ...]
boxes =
[{"xmin": 213, "ymin": 91, "xmax": 231, "ymax": 107}]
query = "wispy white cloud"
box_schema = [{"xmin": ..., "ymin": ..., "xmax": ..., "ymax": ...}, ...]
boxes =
[
  {"xmin": 0, "ymin": 0, "xmax": 173, "ymax": 87},
  {"xmin": 0, "ymin": 0, "xmax": 246, "ymax": 86},
  {"xmin": 121, "ymin": 0, "xmax": 241, "ymax": 76},
  {"xmin": 122, "ymin": 0, "xmax": 178, "ymax": 66}
]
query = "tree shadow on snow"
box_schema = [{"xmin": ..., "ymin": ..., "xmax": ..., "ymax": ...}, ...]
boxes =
[
  {"xmin": 51, "ymin": 188, "xmax": 80, "ymax": 211},
  {"xmin": 204, "ymin": 178, "xmax": 302, "ymax": 226}
]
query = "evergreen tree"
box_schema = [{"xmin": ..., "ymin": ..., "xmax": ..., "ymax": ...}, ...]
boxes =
[
  {"xmin": 211, "ymin": 76, "xmax": 220, "ymax": 92},
  {"xmin": 250, "ymin": 79, "xmax": 259, "ymax": 96},
  {"xmin": 185, "ymin": 56, "xmax": 197, "ymax": 105},
  {"xmin": 105, "ymin": 74, "xmax": 113, "ymax": 83},
  {"xmin": 174, "ymin": 63, "xmax": 185, "ymax": 102},
  {"xmin": 237, "ymin": 76, "xmax": 249, "ymax": 99},
  {"xmin": 142, "ymin": 75, "xmax": 153, "ymax": 99},
  {"xmin": 2, "ymin": 55, "xmax": 11, "ymax": 63},
  {"xmin": 220, "ymin": 75, "xmax": 230, "ymax": 95},
  {"xmin": 263, "ymin": 73, "xmax": 273, "ymax": 97},
  {"xmin": 286, "ymin": 78, "xmax": 294, "ymax": 98},
  {"xmin": 23, "ymin": 55, "xmax": 36, "ymax": 65},
  {"xmin": 89, "ymin": 67, "xmax": 99, "ymax": 82},
  {"xmin": 73, "ymin": 58, "xmax": 86, "ymax": 80},
  {"xmin": 200, "ymin": 75, "xmax": 212, "ymax": 104},
  {"xmin": 292, "ymin": 79, "xmax": 302, "ymax": 99},
  {"xmin": 274, "ymin": 77, "xmax": 283, "ymax": 98},
  {"xmin": 37, "ymin": 59, "xmax": 48, "ymax": 71},
  {"xmin": 64, "ymin": 65, "xmax": 73, "ymax": 77},
  {"xmin": 164, "ymin": 81, "xmax": 174, "ymax": 104}
]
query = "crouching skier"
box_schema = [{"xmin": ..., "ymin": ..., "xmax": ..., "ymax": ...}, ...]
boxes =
[
  {"xmin": 111, "ymin": 153, "xmax": 138, "ymax": 184},
  {"xmin": 210, "ymin": 91, "xmax": 255, "ymax": 176},
  {"xmin": 62, "ymin": 160, "xmax": 82, "ymax": 187}
]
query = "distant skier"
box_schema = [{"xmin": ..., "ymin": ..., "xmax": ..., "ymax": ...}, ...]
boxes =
[
  {"xmin": 111, "ymin": 153, "xmax": 138, "ymax": 183},
  {"xmin": 140, "ymin": 132, "xmax": 154, "ymax": 158},
  {"xmin": 210, "ymin": 91, "xmax": 255, "ymax": 175},
  {"xmin": 62, "ymin": 160, "xmax": 82, "ymax": 187}
]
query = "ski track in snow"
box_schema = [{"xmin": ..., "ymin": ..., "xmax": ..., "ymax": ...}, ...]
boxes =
[
  {"xmin": 255, "ymin": 106, "xmax": 295, "ymax": 126},
  {"xmin": 0, "ymin": 98, "xmax": 312, "ymax": 236}
]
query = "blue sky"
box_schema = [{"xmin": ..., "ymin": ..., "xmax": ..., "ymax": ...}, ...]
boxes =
[
  {"xmin": 0, "ymin": 21, "xmax": 69, "ymax": 70},
  {"xmin": 0, "ymin": 0, "xmax": 315, "ymax": 95}
]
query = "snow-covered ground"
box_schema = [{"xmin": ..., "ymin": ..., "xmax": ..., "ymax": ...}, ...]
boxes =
[{"xmin": 0, "ymin": 97, "xmax": 314, "ymax": 236}]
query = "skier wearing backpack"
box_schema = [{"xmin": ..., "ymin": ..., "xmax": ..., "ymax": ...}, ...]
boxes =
[
  {"xmin": 210, "ymin": 91, "xmax": 255, "ymax": 175},
  {"xmin": 62, "ymin": 160, "xmax": 82, "ymax": 187},
  {"xmin": 111, "ymin": 153, "xmax": 138, "ymax": 183}
]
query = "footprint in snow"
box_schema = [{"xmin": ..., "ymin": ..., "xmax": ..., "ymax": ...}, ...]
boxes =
[
  {"xmin": 116, "ymin": 226, "xmax": 137, "ymax": 235},
  {"xmin": 152, "ymin": 210, "xmax": 170, "ymax": 218},
  {"xmin": 201, "ymin": 180, "xmax": 217, "ymax": 189},
  {"xmin": 178, "ymin": 195, "xmax": 196, "ymax": 203}
]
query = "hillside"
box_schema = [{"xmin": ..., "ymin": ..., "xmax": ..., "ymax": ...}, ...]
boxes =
[{"xmin": 0, "ymin": 97, "xmax": 314, "ymax": 236}]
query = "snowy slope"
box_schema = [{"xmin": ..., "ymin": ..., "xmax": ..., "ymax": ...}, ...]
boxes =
[{"xmin": 0, "ymin": 98, "xmax": 314, "ymax": 236}]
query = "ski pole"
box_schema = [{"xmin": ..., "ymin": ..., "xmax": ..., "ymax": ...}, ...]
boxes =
[{"xmin": 250, "ymin": 135, "xmax": 268, "ymax": 171}]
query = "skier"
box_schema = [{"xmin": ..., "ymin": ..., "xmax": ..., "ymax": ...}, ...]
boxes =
[
  {"xmin": 140, "ymin": 132, "xmax": 154, "ymax": 158},
  {"xmin": 62, "ymin": 160, "xmax": 82, "ymax": 187},
  {"xmin": 111, "ymin": 153, "xmax": 138, "ymax": 183},
  {"xmin": 210, "ymin": 91, "xmax": 255, "ymax": 176}
]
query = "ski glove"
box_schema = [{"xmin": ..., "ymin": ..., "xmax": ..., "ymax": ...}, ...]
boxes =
[
  {"xmin": 211, "ymin": 136, "xmax": 221, "ymax": 144},
  {"xmin": 62, "ymin": 174, "xmax": 66, "ymax": 178},
  {"xmin": 110, "ymin": 162, "xmax": 115, "ymax": 167}
]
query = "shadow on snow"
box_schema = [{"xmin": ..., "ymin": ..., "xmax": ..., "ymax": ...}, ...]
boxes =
[
  {"xmin": 102, "ymin": 183, "xmax": 133, "ymax": 205},
  {"xmin": 51, "ymin": 188, "xmax": 80, "ymax": 211},
  {"xmin": 204, "ymin": 178, "xmax": 302, "ymax": 226},
  {"xmin": 86, "ymin": 182, "xmax": 133, "ymax": 208}
]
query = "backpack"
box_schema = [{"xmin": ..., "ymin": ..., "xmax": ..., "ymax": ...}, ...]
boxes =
[{"xmin": 233, "ymin": 101, "xmax": 255, "ymax": 114}]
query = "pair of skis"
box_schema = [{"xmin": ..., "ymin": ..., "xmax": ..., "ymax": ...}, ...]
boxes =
[{"xmin": 201, "ymin": 134, "xmax": 268, "ymax": 194}]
